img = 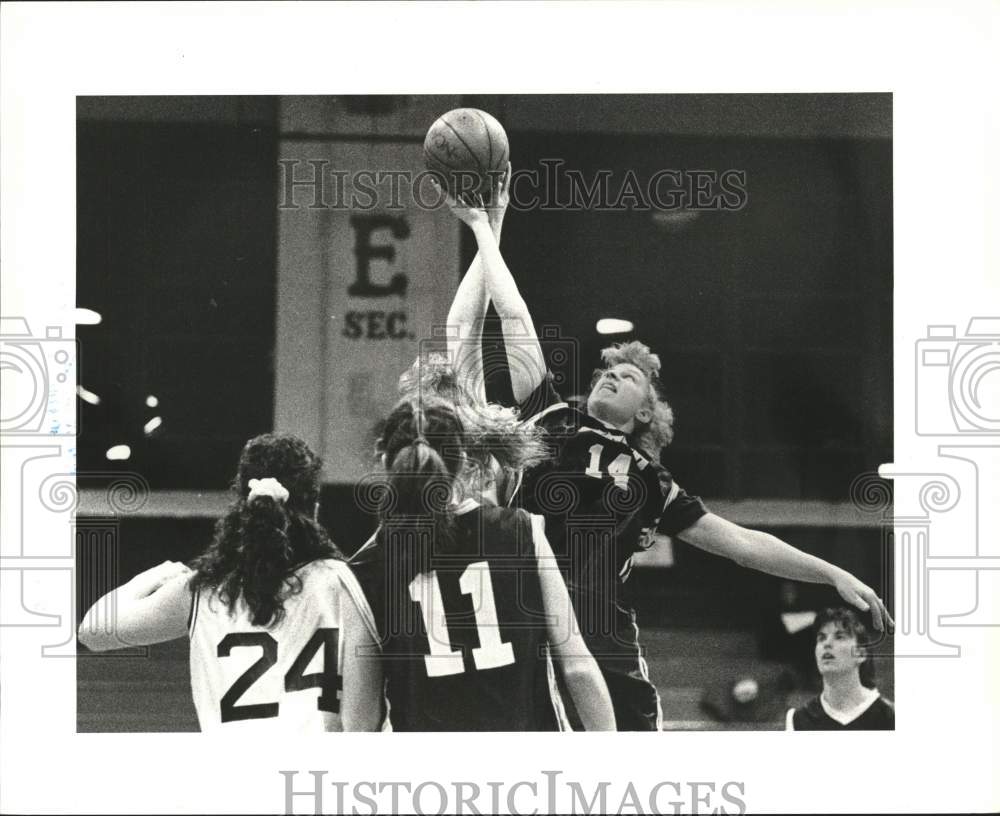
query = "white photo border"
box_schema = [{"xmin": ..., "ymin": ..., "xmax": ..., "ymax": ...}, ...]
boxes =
[{"xmin": 2, "ymin": 2, "xmax": 998, "ymax": 814}]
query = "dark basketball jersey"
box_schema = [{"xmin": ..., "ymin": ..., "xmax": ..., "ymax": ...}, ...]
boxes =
[
  {"xmin": 789, "ymin": 693, "xmax": 895, "ymax": 730},
  {"xmin": 510, "ymin": 375, "xmax": 708, "ymax": 730},
  {"xmin": 350, "ymin": 503, "xmax": 564, "ymax": 731},
  {"xmin": 514, "ymin": 377, "xmax": 706, "ymax": 649}
]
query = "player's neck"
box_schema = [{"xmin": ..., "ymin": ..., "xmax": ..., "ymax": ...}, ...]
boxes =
[
  {"xmin": 821, "ymin": 674, "xmax": 871, "ymax": 711},
  {"xmin": 589, "ymin": 407, "xmax": 635, "ymax": 434}
]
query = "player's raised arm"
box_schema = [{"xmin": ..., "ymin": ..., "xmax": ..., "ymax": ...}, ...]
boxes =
[
  {"xmin": 531, "ymin": 515, "xmax": 616, "ymax": 731},
  {"xmin": 442, "ymin": 167, "xmax": 547, "ymax": 405},
  {"xmin": 674, "ymin": 513, "xmax": 894, "ymax": 633},
  {"xmin": 439, "ymin": 171, "xmax": 509, "ymax": 404},
  {"xmin": 78, "ymin": 560, "xmax": 193, "ymax": 650}
]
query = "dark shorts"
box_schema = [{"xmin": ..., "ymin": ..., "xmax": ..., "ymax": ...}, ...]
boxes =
[
  {"xmin": 555, "ymin": 653, "xmax": 662, "ymax": 731},
  {"xmin": 558, "ymin": 602, "xmax": 663, "ymax": 731}
]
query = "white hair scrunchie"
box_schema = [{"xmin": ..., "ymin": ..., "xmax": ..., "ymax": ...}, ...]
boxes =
[{"xmin": 247, "ymin": 477, "xmax": 289, "ymax": 504}]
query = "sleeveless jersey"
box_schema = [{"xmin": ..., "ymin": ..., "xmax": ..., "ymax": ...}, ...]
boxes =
[
  {"xmin": 188, "ymin": 558, "xmax": 377, "ymax": 732},
  {"xmin": 350, "ymin": 503, "xmax": 565, "ymax": 731}
]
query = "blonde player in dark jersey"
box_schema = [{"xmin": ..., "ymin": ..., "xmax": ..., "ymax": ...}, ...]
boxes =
[
  {"xmin": 430, "ymin": 168, "xmax": 893, "ymax": 730},
  {"xmin": 350, "ymin": 396, "xmax": 616, "ymax": 731},
  {"xmin": 78, "ymin": 433, "xmax": 384, "ymax": 732}
]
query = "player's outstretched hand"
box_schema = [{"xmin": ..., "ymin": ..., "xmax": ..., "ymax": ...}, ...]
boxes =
[{"xmin": 834, "ymin": 573, "xmax": 895, "ymax": 633}]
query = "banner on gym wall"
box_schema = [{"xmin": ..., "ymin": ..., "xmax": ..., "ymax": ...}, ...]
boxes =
[{"xmin": 276, "ymin": 96, "xmax": 461, "ymax": 483}]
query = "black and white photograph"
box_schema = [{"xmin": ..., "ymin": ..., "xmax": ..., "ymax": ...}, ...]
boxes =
[
  {"xmin": 2, "ymin": 3, "xmax": 998, "ymax": 815},
  {"xmin": 71, "ymin": 92, "xmax": 895, "ymax": 737}
]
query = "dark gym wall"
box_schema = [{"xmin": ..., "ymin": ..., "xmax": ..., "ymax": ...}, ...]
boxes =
[
  {"xmin": 76, "ymin": 98, "xmax": 279, "ymax": 487},
  {"xmin": 495, "ymin": 128, "xmax": 892, "ymax": 501},
  {"xmin": 75, "ymin": 94, "xmax": 891, "ymax": 515}
]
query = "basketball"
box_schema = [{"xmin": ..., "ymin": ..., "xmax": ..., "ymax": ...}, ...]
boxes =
[{"xmin": 423, "ymin": 108, "xmax": 509, "ymax": 201}]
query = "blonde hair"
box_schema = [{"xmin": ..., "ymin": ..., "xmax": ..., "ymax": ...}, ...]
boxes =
[
  {"xmin": 395, "ymin": 356, "xmax": 549, "ymax": 475},
  {"xmin": 593, "ymin": 341, "xmax": 675, "ymax": 457}
]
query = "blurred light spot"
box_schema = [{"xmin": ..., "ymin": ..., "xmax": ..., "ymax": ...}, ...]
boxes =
[
  {"xmin": 732, "ymin": 677, "xmax": 759, "ymax": 704},
  {"xmin": 651, "ymin": 210, "xmax": 700, "ymax": 230},
  {"xmin": 144, "ymin": 416, "xmax": 163, "ymax": 435},
  {"xmin": 146, "ymin": 395, "xmax": 159, "ymax": 408},
  {"xmin": 76, "ymin": 385, "xmax": 101, "ymax": 406},
  {"xmin": 105, "ymin": 444, "xmax": 131, "ymax": 461},
  {"xmin": 596, "ymin": 318, "xmax": 634, "ymax": 335},
  {"xmin": 74, "ymin": 308, "xmax": 103, "ymax": 325}
]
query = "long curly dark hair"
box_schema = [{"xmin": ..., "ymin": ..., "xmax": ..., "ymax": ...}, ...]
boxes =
[{"xmin": 188, "ymin": 434, "xmax": 340, "ymax": 627}]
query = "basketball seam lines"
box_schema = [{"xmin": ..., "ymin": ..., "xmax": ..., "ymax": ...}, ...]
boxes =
[
  {"xmin": 441, "ymin": 118, "xmax": 486, "ymax": 176},
  {"xmin": 472, "ymin": 109, "xmax": 494, "ymax": 170},
  {"xmin": 423, "ymin": 147, "xmax": 468, "ymax": 173}
]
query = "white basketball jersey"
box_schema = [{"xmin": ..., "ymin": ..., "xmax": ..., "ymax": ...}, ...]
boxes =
[{"xmin": 188, "ymin": 558, "xmax": 375, "ymax": 732}]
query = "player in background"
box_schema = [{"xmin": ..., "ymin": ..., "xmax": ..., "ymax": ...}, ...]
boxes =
[
  {"xmin": 350, "ymin": 396, "xmax": 616, "ymax": 731},
  {"xmin": 78, "ymin": 434, "xmax": 384, "ymax": 732},
  {"xmin": 786, "ymin": 607, "xmax": 894, "ymax": 730},
  {"xmin": 434, "ymin": 169, "xmax": 893, "ymax": 730}
]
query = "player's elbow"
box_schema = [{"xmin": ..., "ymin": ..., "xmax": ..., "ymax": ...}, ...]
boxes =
[
  {"xmin": 727, "ymin": 535, "xmax": 756, "ymax": 569},
  {"xmin": 78, "ymin": 612, "xmax": 144, "ymax": 652},
  {"xmin": 561, "ymin": 660, "xmax": 616, "ymax": 731},
  {"xmin": 559, "ymin": 654, "xmax": 604, "ymax": 692},
  {"xmin": 731, "ymin": 527, "xmax": 772, "ymax": 569},
  {"xmin": 559, "ymin": 655, "xmax": 594, "ymax": 682},
  {"xmin": 681, "ymin": 516, "xmax": 757, "ymax": 568}
]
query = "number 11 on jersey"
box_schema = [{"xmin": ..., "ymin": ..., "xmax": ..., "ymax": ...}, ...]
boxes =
[{"xmin": 408, "ymin": 562, "xmax": 516, "ymax": 678}]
